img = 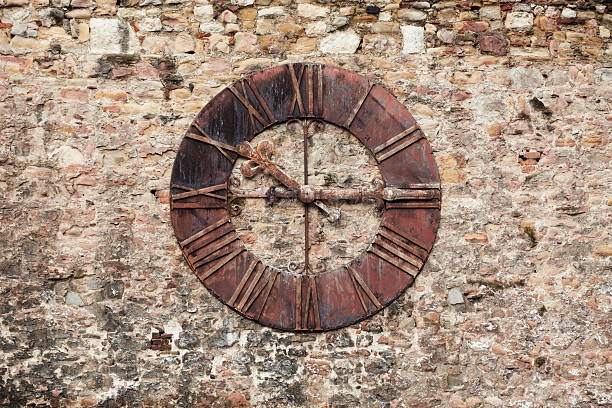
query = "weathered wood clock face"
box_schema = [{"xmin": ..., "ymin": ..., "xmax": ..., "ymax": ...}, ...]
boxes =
[{"xmin": 170, "ymin": 63, "xmax": 440, "ymax": 332}]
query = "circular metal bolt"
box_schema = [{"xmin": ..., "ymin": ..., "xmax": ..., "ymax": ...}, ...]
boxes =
[
  {"xmin": 298, "ymin": 185, "xmax": 315, "ymax": 204},
  {"xmin": 229, "ymin": 176, "xmax": 241, "ymax": 188},
  {"xmin": 383, "ymin": 187, "xmax": 395, "ymax": 201},
  {"xmin": 229, "ymin": 200, "xmax": 243, "ymax": 216}
]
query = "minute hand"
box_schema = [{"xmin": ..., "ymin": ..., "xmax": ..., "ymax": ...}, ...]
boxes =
[
  {"xmin": 310, "ymin": 187, "xmax": 439, "ymax": 202},
  {"xmin": 237, "ymin": 142, "xmax": 302, "ymax": 192}
]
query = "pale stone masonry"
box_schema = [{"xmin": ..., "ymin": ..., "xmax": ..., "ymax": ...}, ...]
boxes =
[
  {"xmin": 89, "ymin": 18, "xmax": 139, "ymax": 54},
  {"xmin": 401, "ymin": 24, "xmax": 425, "ymax": 53},
  {"xmin": 0, "ymin": 0, "xmax": 611, "ymax": 407}
]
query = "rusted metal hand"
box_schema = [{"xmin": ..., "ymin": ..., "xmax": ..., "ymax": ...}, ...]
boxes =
[
  {"xmin": 231, "ymin": 186, "xmax": 439, "ymax": 202},
  {"xmin": 228, "ymin": 187, "xmax": 341, "ymax": 222},
  {"xmin": 236, "ymin": 139, "xmax": 341, "ymax": 222},
  {"xmin": 304, "ymin": 186, "xmax": 440, "ymax": 202},
  {"xmin": 238, "ymin": 140, "xmax": 302, "ymax": 192}
]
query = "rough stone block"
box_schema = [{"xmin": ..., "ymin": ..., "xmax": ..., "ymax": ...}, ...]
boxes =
[
  {"xmin": 292, "ymin": 37, "xmax": 317, "ymax": 54},
  {"xmin": 137, "ymin": 18, "xmax": 162, "ymax": 32},
  {"xmin": 4, "ymin": 0, "xmax": 29, "ymax": 5},
  {"xmin": 362, "ymin": 34, "xmax": 399, "ymax": 54},
  {"xmin": 11, "ymin": 23, "xmax": 37, "ymax": 38},
  {"xmin": 352, "ymin": 15, "xmax": 377, "ymax": 24},
  {"xmin": 255, "ymin": 20, "xmax": 274, "ymax": 35},
  {"xmin": 199, "ymin": 21, "xmax": 224, "ymax": 33},
  {"xmin": 65, "ymin": 291, "xmax": 85, "ymax": 306},
  {"xmin": 480, "ymin": 33, "xmax": 508, "ymax": 56},
  {"xmin": 77, "ymin": 22, "xmax": 89, "ymax": 42},
  {"xmin": 174, "ymin": 33, "xmax": 195, "ymax": 54},
  {"xmin": 372, "ymin": 22, "xmax": 400, "ymax": 34},
  {"xmin": 71, "ymin": 0, "xmax": 91, "ymax": 7},
  {"xmin": 305, "ymin": 21, "xmax": 326, "ymax": 36},
  {"xmin": 219, "ymin": 10, "xmax": 237, "ymax": 24},
  {"xmin": 234, "ymin": 32, "xmax": 257, "ymax": 53},
  {"xmin": 397, "ymin": 8, "xmax": 427, "ymax": 22},
  {"xmin": 509, "ymin": 47, "xmax": 550, "ymax": 60},
  {"xmin": 332, "ymin": 17, "xmax": 348, "ymax": 28},
  {"xmin": 89, "ymin": 18, "xmax": 139, "ymax": 54},
  {"xmin": 194, "ymin": 5, "xmax": 214, "ymax": 22},
  {"xmin": 594, "ymin": 244, "xmax": 612, "ymax": 257},
  {"xmin": 9, "ymin": 36, "xmax": 50, "ymax": 52},
  {"xmin": 297, "ymin": 3, "xmax": 327, "ymax": 19},
  {"xmin": 440, "ymin": 169, "xmax": 467, "ymax": 184},
  {"xmin": 65, "ymin": 9, "xmax": 90, "ymax": 18},
  {"xmin": 561, "ymin": 7, "xmax": 577, "ymax": 19},
  {"xmin": 448, "ymin": 288, "xmax": 464, "ymax": 305},
  {"xmin": 258, "ymin": 6, "xmax": 284, "ymax": 18},
  {"xmin": 437, "ymin": 28, "xmax": 456, "ymax": 44},
  {"xmin": 505, "ymin": 11, "xmax": 534, "ymax": 32},
  {"xmin": 319, "ymin": 29, "xmax": 360, "ymax": 54},
  {"xmin": 401, "ymin": 25, "xmax": 425, "ymax": 54},
  {"xmin": 464, "ymin": 233, "xmax": 488, "ymax": 243},
  {"xmin": 412, "ymin": 1, "xmax": 429, "ymax": 9},
  {"xmin": 55, "ymin": 145, "xmax": 84, "ymax": 166},
  {"xmin": 480, "ymin": 5, "xmax": 501, "ymax": 20}
]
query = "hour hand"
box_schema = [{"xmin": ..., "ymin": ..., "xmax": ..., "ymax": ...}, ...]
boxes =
[{"xmin": 238, "ymin": 140, "xmax": 302, "ymax": 192}]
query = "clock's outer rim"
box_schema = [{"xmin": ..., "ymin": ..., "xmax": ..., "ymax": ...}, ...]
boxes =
[{"xmin": 170, "ymin": 63, "xmax": 441, "ymax": 332}]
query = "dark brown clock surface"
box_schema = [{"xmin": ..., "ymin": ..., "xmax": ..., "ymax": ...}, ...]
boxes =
[{"xmin": 170, "ymin": 63, "xmax": 440, "ymax": 332}]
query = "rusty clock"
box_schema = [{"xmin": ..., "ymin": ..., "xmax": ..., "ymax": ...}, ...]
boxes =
[{"xmin": 170, "ymin": 63, "xmax": 440, "ymax": 332}]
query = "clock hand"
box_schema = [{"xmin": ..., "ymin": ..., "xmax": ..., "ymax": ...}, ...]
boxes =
[
  {"xmin": 229, "ymin": 187, "xmax": 341, "ymax": 222},
  {"xmin": 229, "ymin": 184, "xmax": 438, "ymax": 220},
  {"xmin": 303, "ymin": 119, "xmax": 310, "ymax": 274},
  {"xmin": 228, "ymin": 189, "xmax": 293, "ymax": 200},
  {"xmin": 238, "ymin": 140, "xmax": 302, "ymax": 192},
  {"xmin": 304, "ymin": 186, "xmax": 440, "ymax": 202}
]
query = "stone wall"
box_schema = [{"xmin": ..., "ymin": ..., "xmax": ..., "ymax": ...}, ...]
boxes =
[{"xmin": 1, "ymin": 0, "xmax": 611, "ymax": 406}]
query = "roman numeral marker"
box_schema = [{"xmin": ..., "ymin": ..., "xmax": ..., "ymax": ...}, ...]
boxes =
[
  {"xmin": 287, "ymin": 64, "xmax": 323, "ymax": 117},
  {"xmin": 179, "ymin": 217, "xmax": 229, "ymax": 247},
  {"xmin": 373, "ymin": 125, "xmax": 423, "ymax": 162},
  {"xmin": 229, "ymin": 78, "xmax": 275, "ymax": 129},
  {"xmin": 246, "ymin": 268, "xmax": 279, "ymax": 319},
  {"xmin": 381, "ymin": 222, "xmax": 429, "ymax": 258},
  {"xmin": 179, "ymin": 217, "xmax": 243, "ymax": 279},
  {"xmin": 171, "ymin": 183, "xmax": 227, "ymax": 209},
  {"xmin": 347, "ymin": 265, "xmax": 382, "ymax": 313},
  {"xmin": 369, "ymin": 223, "xmax": 430, "ymax": 277},
  {"xmin": 295, "ymin": 275, "xmax": 321, "ymax": 331},
  {"xmin": 230, "ymin": 262, "xmax": 278, "ymax": 319},
  {"xmin": 187, "ymin": 122, "xmax": 240, "ymax": 162},
  {"xmin": 345, "ymin": 82, "xmax": 374, "ymax": 128},
  {"xmin": 229, "ymin": 258, "xmax": 260, "ymax": 307}
]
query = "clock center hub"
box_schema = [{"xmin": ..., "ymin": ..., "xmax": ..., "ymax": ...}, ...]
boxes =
[{"xmin": 298, "ymin": 185, "xmax": 315, "ymax": 204}]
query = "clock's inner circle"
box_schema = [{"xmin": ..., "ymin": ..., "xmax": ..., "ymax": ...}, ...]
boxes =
[{"xmin": 229, "ymin": 121, "xmax": 383, "ymax": 275}]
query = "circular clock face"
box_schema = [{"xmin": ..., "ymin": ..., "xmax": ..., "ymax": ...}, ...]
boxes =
[
  {"xmin": 170, "ymin": 64, "xmax": 440, "ymax": 332},
  {"xmin": 229, "ymin": 123, "xmax": 383, "ymax": 276}
]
